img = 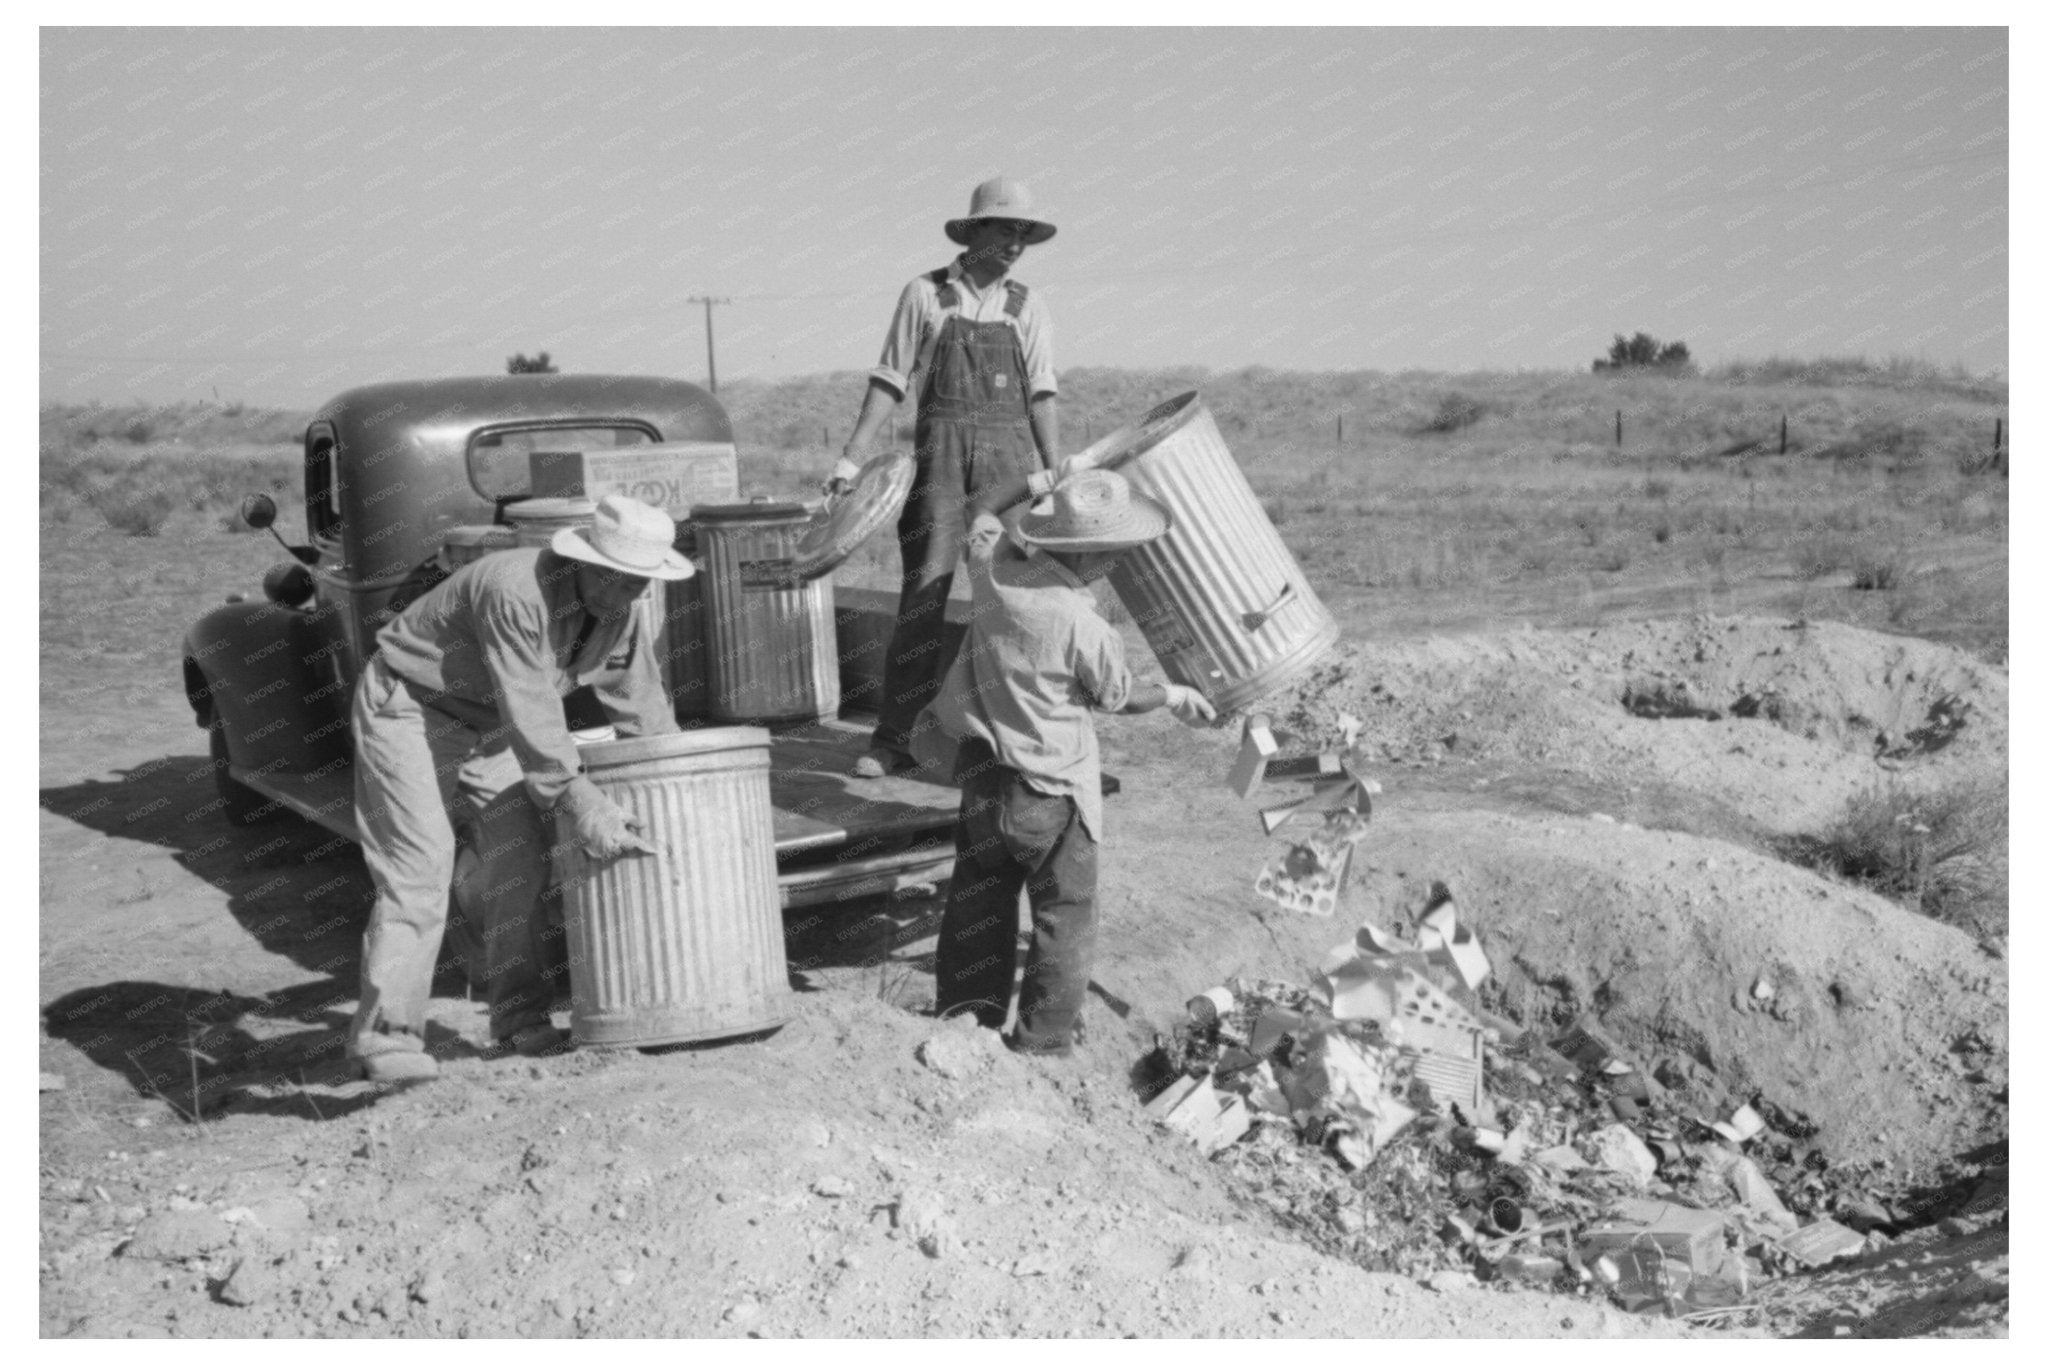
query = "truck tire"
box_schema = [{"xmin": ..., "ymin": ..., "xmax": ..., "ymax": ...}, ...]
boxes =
[{"xmin": 209, "ymin": 720, "xmax": 290, "ymax": 827}]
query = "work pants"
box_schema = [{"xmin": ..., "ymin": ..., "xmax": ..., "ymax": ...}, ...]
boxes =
[
  {"xmin": 873, "ymin": 418, "xmax": 1039, "ymax": 756},
  {"xmin": 347, "ymin": 656, "xmax": 564, "ymax": 1061},
  {"xmin": 934, "ymin": 741, "xmax": 1100, "ymax": 1055}
]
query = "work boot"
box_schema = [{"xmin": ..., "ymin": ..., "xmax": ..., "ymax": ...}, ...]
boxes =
[{"xmin": 359, "ymin": 1050, "xmax": 440, "ymax": 1086}]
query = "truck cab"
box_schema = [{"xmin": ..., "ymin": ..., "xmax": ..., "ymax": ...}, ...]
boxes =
[{"xmin": 182, "ymin": 374, "xmax": 961, "ymax": 913}]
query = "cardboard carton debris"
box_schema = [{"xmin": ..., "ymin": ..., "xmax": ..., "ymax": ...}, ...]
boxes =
[
  {"xmin": 1227, "ymin": 715, "xmax": 1280, "ymax": 799},
  {"xmin": 1773, "ymin": 1217, "xmax": 1867, "ymax": 1268},
  {"xmin": 1709, "ymin": 1103, "xmax": 1767, "ymax": 1145},
  {"xmin": 1585, "ymin": 1123, "xmax": 1660, "ymax": 1184}
]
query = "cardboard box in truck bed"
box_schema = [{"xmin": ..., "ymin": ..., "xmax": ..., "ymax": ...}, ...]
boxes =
[{"xmin": 530, "ymin": 441, "xmax": 739, "ymax": 518}]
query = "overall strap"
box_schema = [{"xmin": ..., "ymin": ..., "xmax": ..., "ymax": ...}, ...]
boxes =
[
  {"xmin": 910, "ymin": 268, "xmax": 961, "ymax": 401},
  {"xmin": 1003, "ymin": 280, "xmax": 1028, "ymax": 318}
]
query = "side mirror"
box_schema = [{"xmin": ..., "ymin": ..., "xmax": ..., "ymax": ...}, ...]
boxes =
[{"xmin": 239, "ymin": 493, "xmax": 278, "ymax": 531}]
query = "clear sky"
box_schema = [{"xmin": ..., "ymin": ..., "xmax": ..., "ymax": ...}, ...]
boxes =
[{"xmin": 40, "ymin": 25, "xmax": 2008, "ymax": 408}]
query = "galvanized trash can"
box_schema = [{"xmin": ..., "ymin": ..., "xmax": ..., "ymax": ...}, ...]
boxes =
[
  {"xmin": 556, "ymin": 730, "xmax": 792, "ymax": 1047},
  {"xmin": 692, "ymin": 499, "xmax": 840, "ymax": 724},
  {"xmin": 1095, "ymin": 393, "xmax": 1340, "ymax": 714},
  {"xmin": 504, "ymin": 495, "xmax": 599, "ymax": 549},
  {"xmin": 664, "ymin": 522, "xmax": 712, "ymax": 720}
]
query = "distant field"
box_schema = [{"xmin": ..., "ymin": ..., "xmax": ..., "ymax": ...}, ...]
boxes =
[{"xmin": 41, "ymin": 358, "xmax": 2009, "ymax": 662}]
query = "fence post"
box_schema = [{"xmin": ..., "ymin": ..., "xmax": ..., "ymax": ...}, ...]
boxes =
[
  {"xmin": 1995, "ymin": 417, "xmax": 2004, "ymax": 474},
  {"xmin": 823, "ymin": 425, "xmax": 830, "ymax": 449},
  {"xmin": 1337, "ymin": 414, "xmax": 1344, "ymax": 443},
  {"xmin": 1779, "ymin": 414, "xmax": 1788, "ymax": 456},
  {"xmin": 1615, "ymin": 410, "xmax": 1623, "ymax": 448}
]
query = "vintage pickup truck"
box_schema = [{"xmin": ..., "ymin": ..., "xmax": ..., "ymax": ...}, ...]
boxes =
[{"xmin": 181, "ymin": 374, "xmax": 966, "ymax": 934}]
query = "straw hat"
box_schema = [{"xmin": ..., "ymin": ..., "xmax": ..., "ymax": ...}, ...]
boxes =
[
  {"xmin": 945, "ymin": 176, "xmax": 1056, "ymax": 246},
  {"xmin": 550, "ymin": 494, "xmax": 694, "ymax": 581},
  {"xmin": 1015, "ymin": 470, "xmax": 1170, "ymax": 554}
]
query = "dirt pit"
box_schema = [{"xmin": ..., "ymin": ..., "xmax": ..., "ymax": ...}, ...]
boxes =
[{"xmin": 40, "ymin": 612, "xmax": 2008, "ymax": 1337}]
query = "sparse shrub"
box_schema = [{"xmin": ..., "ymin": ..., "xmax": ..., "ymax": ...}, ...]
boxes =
[
  {"xmin": 1425, "ymin": 392, "xmax": 1485, "ymax": 433},
  {"xmin": 1598, "ymin": 547, "xmax": 1629, "ymax": 573},
  {"xmin": 1262, "ymin": 497, "xmax": 1290, "ymax": 527},
  {"xmin": 123, "ymin": 418, "xmax": 155, "ymax": 444},
  {"xmin": 1651, "ymin": 522, "xmax": 1671, "ymax": 544},
  {"xmin": 1593, "ymin": 332, "xmax": 1694, "ymax": 374},
  {"xmin": 1850, "ymin": 548, "xmax": 1909, "ymax": 590},
  {"xmin": 1777, "ymin": 776, "xmax": 2007, "ymax": 940},
  {"xmin": 96, "ymin": 491, "xmax": 175, "ymax": 537},
  {"xmin": 1642, "ymin": 477, "xmax": 1671, "ymax": 500},
  {"xmin": 1792, "ymin": 535, "xmax": 1851, "ymax": 579}
]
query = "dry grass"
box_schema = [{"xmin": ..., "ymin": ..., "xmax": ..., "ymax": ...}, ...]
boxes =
[
  {"xmin": 1776, "ymin": 776, "xmax": 2009, "ymax": 943},
  {"xmin": 39, "ymin": 358, "xmax": 2007, "ymax": 659}
]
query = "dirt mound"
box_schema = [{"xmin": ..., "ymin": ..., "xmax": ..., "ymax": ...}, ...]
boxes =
[
  {"xmin": 1348, "ymin": 810, "xmax": 2007, "ymax": 1172},
  {"xmin": 38, "ymin": 991, "xmax": 1689, "ymax": 1340},
  {"xmin": 1265, "ymin": 616, "xmax": 2007, "ymax": 837}
]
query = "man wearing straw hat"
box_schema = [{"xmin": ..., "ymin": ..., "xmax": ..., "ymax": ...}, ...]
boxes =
[
  {"xmin": 927, "ymin": 471, "xmax": 1216, "ymax": 1056},
  {"xmin": 347, "ymin": 494, "xmax": 693, "ymax": 1085},
  {"xmin": 826, "ymin": 175, "xmax": 1064, "ymax": 779}
]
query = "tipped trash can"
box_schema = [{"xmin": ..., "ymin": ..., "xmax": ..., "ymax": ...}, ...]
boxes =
[
  {"xmin": 555, "ymin": 729, "xmax": 792, "ymax": 1047},
  {"xmin": 1095, "ymin": 392, "xmax": 1340, "ymax": 713}
]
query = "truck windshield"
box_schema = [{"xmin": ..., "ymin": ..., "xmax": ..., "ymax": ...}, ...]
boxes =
[{"xmin": 468, "ymin": 425, "xmax": 657, "ymax": 501}]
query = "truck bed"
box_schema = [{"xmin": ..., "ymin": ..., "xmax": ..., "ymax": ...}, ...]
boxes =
[{"xmin": 231, "ymin": 716, "xmax": 959, "ymax": 911}]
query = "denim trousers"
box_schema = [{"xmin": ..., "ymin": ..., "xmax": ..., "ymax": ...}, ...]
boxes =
[
  {"xmin": 934, "ymin": 741, "xmax": 1100, "ymax": 1054},
  {"xmin": 347, "ymin": 656, "xmax": 565, "ymax": 1060},
  {"xmin": 872, "ymin": 415, "xmax": 1040, "ymax": 756}
]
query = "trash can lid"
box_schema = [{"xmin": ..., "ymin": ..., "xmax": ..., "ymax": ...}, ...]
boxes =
[
  {"xmin": 576, "ymin": 728, "xmax": 773, "ymax": 771},
  {"xmin": 691, "ymin": 497, "xmax": 813, "ymax": 523},
  {"xmin": 1088, "ymin": 391, "xmax": 1204, "ymax": 474},
  {"xmin": 505, "ymin": 496, "xmax": 596, "ymax": 521},
  {"xmin": 785, "ymin": 451, "xmax": 917, "ymax": 581}
]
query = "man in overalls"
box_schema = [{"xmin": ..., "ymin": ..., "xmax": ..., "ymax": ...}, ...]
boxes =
[{"xmin": 827, "ymin": 176, "xmax": 1062, "ymax": 778}]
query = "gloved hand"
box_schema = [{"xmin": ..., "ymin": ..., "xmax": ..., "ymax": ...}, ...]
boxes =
[
  {"xmin": 1163, "ymin": 683, "xmax": 1217, "ymax": 727},
  {"xmin": 822, "ymin": 452, "xmax": 863, "ymax": 499},
  {"xmin": 964, "ymin": 511, "xmax": 1006, "ymax": 562},
  {"xmin": 558, "ymin": 777, "xmax": 657, "ymax": 860}
]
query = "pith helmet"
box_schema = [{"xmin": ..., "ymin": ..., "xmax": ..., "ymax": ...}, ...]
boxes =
[{"xmin": 945, "ymin": 176, "xmax": 1056, "ymax": 246}]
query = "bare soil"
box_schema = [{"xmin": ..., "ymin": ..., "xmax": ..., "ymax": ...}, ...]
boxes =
[{"xmin": 38, "ymin": 508, "xmax": 2007, "ymax": 1338}]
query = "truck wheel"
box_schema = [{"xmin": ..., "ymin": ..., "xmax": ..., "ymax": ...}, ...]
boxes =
[{"xmin": 209, "ymin": 720, "xmax": 290, "ymax": 827}]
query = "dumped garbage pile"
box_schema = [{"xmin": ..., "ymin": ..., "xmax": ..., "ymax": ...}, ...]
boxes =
[{"xmin": 1133, "ymin": 897, "xmax": 1952, "ymax": 1320}]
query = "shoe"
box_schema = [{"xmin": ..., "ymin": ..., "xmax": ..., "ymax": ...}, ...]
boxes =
[
  {"xmin": 853, "ymin": 747, "xmax": 914, "ymax": 780},
  {"xmin": 359, "ymin": 1051, "xmax": 440, "ymax": 1085},
  {"xmin": 502, "ymin": 1022, "xmax": 574, "ymax": 1058}
]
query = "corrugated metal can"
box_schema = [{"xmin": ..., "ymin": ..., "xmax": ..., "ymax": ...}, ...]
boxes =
[
  {"xmin": 439, "ymin": 524, "xmax": 517, "ymax": 570},
  {"xmin": 692, "ymin": 500, "xmax": 840, "ymax": 724},
  {"xmin": 662, "ymin": 523, "xmax": 711, "ymax": 719},
  {"xmin": 504, "ymin": 496, "xmax": 598, "ymax": 548},
  {"xmin": 1098, "ymin": 393, "xmax": 1340, "ymax": 713},
  {"xmin": 556, "ymin": 729, "xmax": 792, "ymax": 1047}
]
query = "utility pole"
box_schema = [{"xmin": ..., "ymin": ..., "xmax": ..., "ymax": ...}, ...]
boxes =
[{"xmin": 687, "ymin": 296, "xmax": 731, "ymax": 393}]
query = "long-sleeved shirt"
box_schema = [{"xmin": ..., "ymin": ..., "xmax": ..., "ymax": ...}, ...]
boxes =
[
  {"xmin": 928, "ymin": 528, "xmax": 1130, "ymax": 844},
  {"xmin": 374, "ymin": 547, "xmax": 678, "ymax": 809},
  {"xmin": 870, "ymin": 256, "xmax": 1057, "ymax": 402}
]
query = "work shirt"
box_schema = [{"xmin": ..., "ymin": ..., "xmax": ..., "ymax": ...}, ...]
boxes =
[
  {"xmin": 870, "ymin": 256, "xmax": 1057, "ymax": 403},
  {"xmin": 373, "ymin": 548, "xmax": 677, "ymax": 809},
  {"xmin": 929, "ymin": 528, "xmax": 1130, "ymax": 844}
]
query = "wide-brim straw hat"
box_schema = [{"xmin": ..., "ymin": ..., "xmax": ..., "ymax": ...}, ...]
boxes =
[
  {"xmin": 945, "ymin": 176, "xmax": 1056, "ymax": 246},
  {"xmin": 1016, "ymin": 470, "xmax": 1170, "ymax": 554},
  {"xmin": 551, "ymin": 493, "xmax": 694, "ymax": 581}
]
